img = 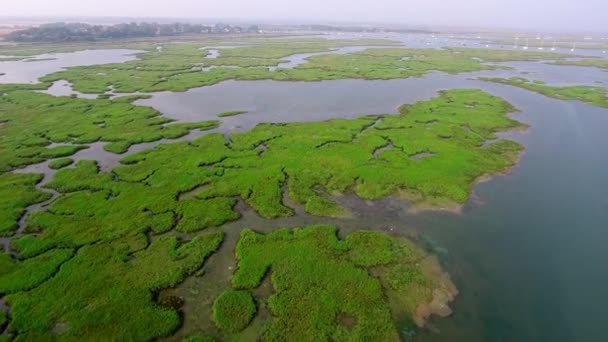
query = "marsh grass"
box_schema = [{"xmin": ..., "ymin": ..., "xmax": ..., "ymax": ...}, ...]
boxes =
[
  {"xmin": 212, "ymin": 290, "xmax": 256, "ymax": 333},
  {"xmin": 553, "ymin": 59, "xmax": 608, "ymax": 71},
  {"xmin": 0, "ymin": 86, "xmax": 218, "ymax": 172},
  {"xmin": 0, "ymin": 173, "xmax": 51, "ymax": 236},
  {"xmin": 38, "ymin": 41, "xmax": 572, "ymax": 93},
  {"xmin": 227, "ymin": 225, "xmax": 446, "ymax": 340},
  {"xmin": 481, "ymin": 77, "xmax": 608, "ymax": 108},
  {"xmin": 48, "ymin": 158, "xmax": 74, "ymax": 170},
  {"xmin": 5, "ymin": 232, "xmax": 223, "ymax": 340},
  {"xmin": 217, "ymin": 110, "xmax": 248, "ymax": 118}
]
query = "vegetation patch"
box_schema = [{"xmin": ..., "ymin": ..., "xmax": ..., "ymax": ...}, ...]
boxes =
[
  {"xmin": 38, "ymin": 41, "xmax": 571, "ymax": 93},
  {"xmin": 217, "ymin": 110, "xmax": 248, "ymax": 118},
  {"xmin": 0, "ymin": 85, "xmax": 218, "ymax": 172},
  {"xmin": 480, "ymin": 77, "xmax": 608, "ymax": 108},
  {"xmin": 0, "ymin": 248, "xmax": 74, "ymax": 294},
  {"xmin": 212, "ymin": 290, "xmax": 256, "ymax": 333},
  {"xmin": 0, "ymin": 309, "xmax": 6, "ymax": 328},
  {"xmin": 48, "ymin": 158, "xmax": 73, "ymax": 170},
  {"xmin": 108, "ymin": 89, "xmax": 524, "ymax": 218},
  {"xmin": 552, "ymin": 58, "xmax": 608, "ymax": 70},
  {"xmin": 0, "ymin": 173, "xmax": 51, "ymax": 236},
  {"xmin": 229, "ymin": 225, "xmax": 455, "ymax": 340},
  {"xmin": 4, "ymin": 232, "xmax": 223, "ymax": 340}
]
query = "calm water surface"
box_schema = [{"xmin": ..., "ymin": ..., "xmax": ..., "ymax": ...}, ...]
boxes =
[{"xmin": 0, "ymin": 49, "xmax": 141, "ymax": 83}]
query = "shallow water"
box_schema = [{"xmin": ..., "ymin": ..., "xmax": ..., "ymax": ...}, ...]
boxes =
[
  {"xmin": 3, "ymin": 43, "xmax": 608, "ymax": 342},
  {"xmin": 0, "ymin": 49, "xmax": 141, "ymax": 83}
]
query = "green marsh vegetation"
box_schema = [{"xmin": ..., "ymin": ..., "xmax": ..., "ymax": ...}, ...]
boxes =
[
  {"xmin": 222, "ymin": 225, "xmax": 454, "ymax": 340},
  {"xmin": 47, "ymin": 158, "xmax": 74, "ymax": 170},
  {"xmin": 553, "ymin": 58, "xmax": 608, "ymax": 70},
  {"xmin": 38, "ymin": 40, "xmax": 573, "ymax": 93},
  {"xmin": 0, "ymin": 173, "xmax": 52, "ymax": 236},
  {"xmin": 38, "ymin": 38, "xmax": 396, "ymax": 93},
  {"xmin": 217, "ymin": 110, "xmax": 248, "ymax": 117},
  {"xmin": 0, "ymin": 83, "xmax": 218, "ymax": 238},
  {"xmin": 19, "ymin": 90, "xmax": 522, "ymax": 248},
  {"xmin": 109, "ymin": 89, "xmax": 523, "ymax": 217},
  {"xmin": 0, "ymin": 89, "xmax": 523, "ymax": 340},
  {"xmin": 2, "ymin": 232, "xmax": 223, "ymax": 340},
  {"xmin": 480, "ymin": 77, "xmax": 608, "ymax": 108},
  {"xmin": 212, "ymin": 290, "xmax": 256, "ymax": 333},
  {"xmin": 0, "ymin": 85, "xmax": 219, "ymax": 172}
]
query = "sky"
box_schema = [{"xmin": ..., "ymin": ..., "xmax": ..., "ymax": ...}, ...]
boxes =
[{"xmin": 2, "ymin": 0, "xmax": 607, "ymax": 32}]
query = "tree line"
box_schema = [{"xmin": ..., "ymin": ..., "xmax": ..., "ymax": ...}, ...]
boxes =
[{"xmin": 7, "ymin": 22, "xmax": 261, "ymax": 42}]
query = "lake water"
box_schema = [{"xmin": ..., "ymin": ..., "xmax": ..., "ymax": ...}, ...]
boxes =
[
  {"xmin": 4, "ymin": 43, "xmax": 608, "ymax": 342},
  {"xmin": 0, "ymin": 49, "xmax": 141, "ymax": 83}
]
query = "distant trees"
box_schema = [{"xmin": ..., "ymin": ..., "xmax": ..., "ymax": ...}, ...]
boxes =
[{"xmin": 7, "ymin": 22, "xmax": 261, "ymax": 42}]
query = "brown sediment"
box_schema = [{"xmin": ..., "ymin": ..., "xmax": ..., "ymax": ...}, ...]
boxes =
[{"xmin": 413, "ymin": 255, "xmax": 459, "ymax": 327}]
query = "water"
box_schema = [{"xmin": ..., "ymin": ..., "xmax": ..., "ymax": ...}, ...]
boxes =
[
  {"xmin": 0, "ymin": 49, "xmax": 141, "ymax": 83},
  {"xmin": 3, "ymin": 42, "xmax": 608, "ymax": 341}
]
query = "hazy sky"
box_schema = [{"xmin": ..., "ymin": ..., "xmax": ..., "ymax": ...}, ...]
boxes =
[{"xmin": 3, "ymin": 0, "xmax": 607, "ymax": 32}]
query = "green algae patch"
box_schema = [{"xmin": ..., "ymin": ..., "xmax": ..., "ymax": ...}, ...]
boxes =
[
  {"xmin": 0, "ymin": 86, "xmax": 218, "ymax": 172},
  {"xmin": 48, "ymin": 158, "xmax": 73, "ymax": 170},
  {"xmin": 5, "ymin": 231, "xmax": 223, "ymax": 340},
  {"xmin": 213, "ymin": 290, "xmax": 256, "ymax": 333},
  {"xmin": 229, "ymin": 225, "xmax": 456, "ymax": 340},
  {"xmin": 217, "ymin": 110, "xmax": 248, "ymax": 118},
  {"xmin": 0, "ymin": 173, "xmax": 52, "ymax": 236},
  {"xmin": 481, "ymin": 77, "xmax": 608, "ymax": 108}
]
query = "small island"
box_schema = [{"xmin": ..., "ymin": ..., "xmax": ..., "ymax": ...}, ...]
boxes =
[{"xmin": 217, "ymin": 110, "xmax": 248, "ymax": 117}]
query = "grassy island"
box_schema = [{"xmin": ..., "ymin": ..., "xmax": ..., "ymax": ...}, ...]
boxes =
[
  {"xmin": 48, "ymin": 158, "xmax": 74, "ymax": 170},
  {"xmin": 480, "ymin": 77, "xmax": 608, "ymax": 108},
  {"xmin": 212, "ymin": 290, "xmax": 256, "ymax": 333},
  {"xmin": 217, "ymin": 110, "xmax": 248, "ymax": 117}
]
